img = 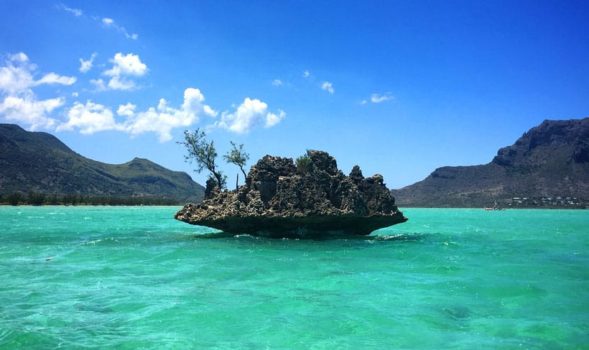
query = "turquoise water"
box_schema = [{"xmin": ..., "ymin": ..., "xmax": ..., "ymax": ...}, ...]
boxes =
[{"xmin": 0, "ymin": 207, "xmax": 588, "ymax": 349}]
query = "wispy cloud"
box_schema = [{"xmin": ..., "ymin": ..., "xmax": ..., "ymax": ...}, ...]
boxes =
[
  {"xmin": 56, "ymin": 3, "xmax": 82, "ymax": 17},
  {"xmin": 90, "ymin": 78, "xmax": 107, "ymax": 91},
  {"xmin": 271, "ymin": 79, "xmax": 283, "ymax": 87},
  {"xmin": 302, "ymin": 70, "xmax": 336, "ymax": 95},
  {"xmin": 79, "ymin": 53, "xmax": 97, "ymax": 73},
  {"xmin": 101, "ymin": 17, "xmax": 138, "ymax": 40},
  {"xmin": 57, "ymin": 4, "xmax": 138, "ymax": 40}
]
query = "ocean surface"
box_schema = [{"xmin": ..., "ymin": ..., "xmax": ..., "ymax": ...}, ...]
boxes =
[{"xmin": 0, "ymin": 206, "xmax": 587, "ymax": 349}]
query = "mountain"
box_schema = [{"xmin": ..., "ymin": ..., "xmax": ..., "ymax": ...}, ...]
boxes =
[
  {"xmin": 391, "ymin": 118, "xmax": 589, "ymax": 208},
  {"xmin": 0, "ymin": 124, "xmax": 204, "ymax": 203}
]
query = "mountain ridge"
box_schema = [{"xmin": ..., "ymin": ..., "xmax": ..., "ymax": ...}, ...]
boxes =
[{"xmin": 391, "ymin": 117, "xmax": 589, "ymax": 208}]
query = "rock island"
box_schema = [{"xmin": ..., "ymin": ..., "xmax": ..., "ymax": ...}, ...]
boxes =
[{"xmin": 175, "ymin": 150, "xmax": 407, "ymax": 237}]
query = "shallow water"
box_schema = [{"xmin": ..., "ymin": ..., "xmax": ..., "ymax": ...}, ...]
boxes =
[{"xmin": 0, "ymin": 206, "xmax": 588, "ymax": 349}]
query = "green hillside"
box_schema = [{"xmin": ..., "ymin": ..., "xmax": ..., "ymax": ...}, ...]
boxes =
[{"xmin": 0, "ymin": 124, "xmax": 204, "ymax": 204}]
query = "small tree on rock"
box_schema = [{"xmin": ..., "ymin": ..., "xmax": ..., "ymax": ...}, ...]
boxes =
[
  {"xmin": 224, "ymin": 141, "xmax": 250, "ymax": 187},
  {"xmin": 178, "ymin": 129, "xmax": 226, "ymax": 191}
]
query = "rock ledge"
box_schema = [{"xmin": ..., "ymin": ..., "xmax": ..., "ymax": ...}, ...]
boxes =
[{"xmin": 175, "ymin": 150, "xmax": 407, "ymax": 237}]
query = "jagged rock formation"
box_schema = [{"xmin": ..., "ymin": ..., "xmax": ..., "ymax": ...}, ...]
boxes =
[
  {"xmin": 392, "ymin": 117, "xmax": 589, "ymax": 207},
  {"xmin": 175, "ymin": 150, "xmax": 407, "ymax": 237}
]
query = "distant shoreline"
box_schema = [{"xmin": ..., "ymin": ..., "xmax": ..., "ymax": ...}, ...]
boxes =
[{"xmin": 0, "ymin": 193, "xmax": 189, "ymax": 206}]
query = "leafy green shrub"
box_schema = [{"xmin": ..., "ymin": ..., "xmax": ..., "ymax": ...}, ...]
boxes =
[{"xmin": 295, "ymin": 154, "xmax": 312, "ymax": 174}]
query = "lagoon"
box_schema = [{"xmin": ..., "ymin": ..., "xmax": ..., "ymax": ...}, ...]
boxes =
[{"xmin": 0, "ymin": 206, "xmax": 587, "ymax": 348}]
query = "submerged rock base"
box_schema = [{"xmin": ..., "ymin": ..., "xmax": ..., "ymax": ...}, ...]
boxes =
[
  {"xmin": 176, "ymin": 207, "xmax": 406, "ymax": 238},
  {"xmin": 175, "ymin": 150, "xmax": 407, "ymax": 237}
]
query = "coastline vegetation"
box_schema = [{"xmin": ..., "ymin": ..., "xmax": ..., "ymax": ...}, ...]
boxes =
[{"xmin": 0, "ymin": 192, "xmax": 181, "ymax": 206}]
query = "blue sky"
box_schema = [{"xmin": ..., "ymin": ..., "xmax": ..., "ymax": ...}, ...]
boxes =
[{"xmin": 0, "ymin": 0, "xmax": 588, "ymax": 188}]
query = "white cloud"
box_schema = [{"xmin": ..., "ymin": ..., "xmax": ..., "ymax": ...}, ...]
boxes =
[
  {"xmin": 107, "ymin": 76, "xmax": 136, "ymax": 90},
  {"xmin": 57, "ymin": 3, "xmax": 82, "ymax": 17},
  {"xmin": 101, "ymin": 17, "xmax": 138, "ymax": 40},
  {"xmin": 121, "ymin": 87, "xmax": 216, "ymax": 142},
  {"xmin": 321, "ymin": 81, "xmax": 334, "ymax": 94},
  {"xmin": 182, "ymin": 87, "xmax": 204, "ymax": 105},
  {"xmin": 0, "ymin": 51, "xmax": 282, "ymax": 141},
  {"xmin": 98, "ymin": 53, "xmax": 147, "ymax": 91},
  {"xmin": 272, "ymin": 79, "xmax": 283, "ymax": 87},
  {"xmin": 9, "ymin": 52, "xmax": 28, "ymax": 63},
  {"xmin": 370, "ymin": 92, "xmax": 394, "ymax": 103},
  {"xmin": 0, "ymin": 54, "xmax": 35, "ymax": 94},
  {"xmin": 58, "ymin": 100, "xmax": 120, "ymax": 134},
  {"xmin": 216, "ymin": 97, "xmax": 285, "ymax": 134},
  {"xmin": 362, "ymin": 92, "xmax": 394, "ymax": 105},
  {"xmin": 79, "ymin": 53, "xmax": 97, "ymax": 73},
  {"xmin": 105, "ymin": 53, "xmax": 147, "ymax": 77},
  {"xmin": 0, "ymin": 94, "xmax": 63, "ymax": 130},
  {"xmin": 303, "ymin": 70, "xmax": 311, "ymax": 78},
  {"xmin": 56, "ymin": 87, "xmax": 216, "ymax": 141},
  {"xmin": 265, "ymin": 110, "xmax": 286, "ymax": 128},
  {"xmin": 0, "ymin": 53, "xmax": 74, "ymax": 130},
  {"xmin": 0, "ymin": 53, "xmax": 76, "ymax": 94},
  {"xmin": 117, "ymin": 103, "xmax": 136, "ymax": 117},
  {"xmin": 203, "ymin": 105, "xmax": 217, "ymax": 117}
]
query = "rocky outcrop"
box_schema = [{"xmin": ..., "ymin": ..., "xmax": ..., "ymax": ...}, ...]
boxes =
[{"xmin": 175, "ymin": 150, "xmax": 407, "ymax": 237}]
